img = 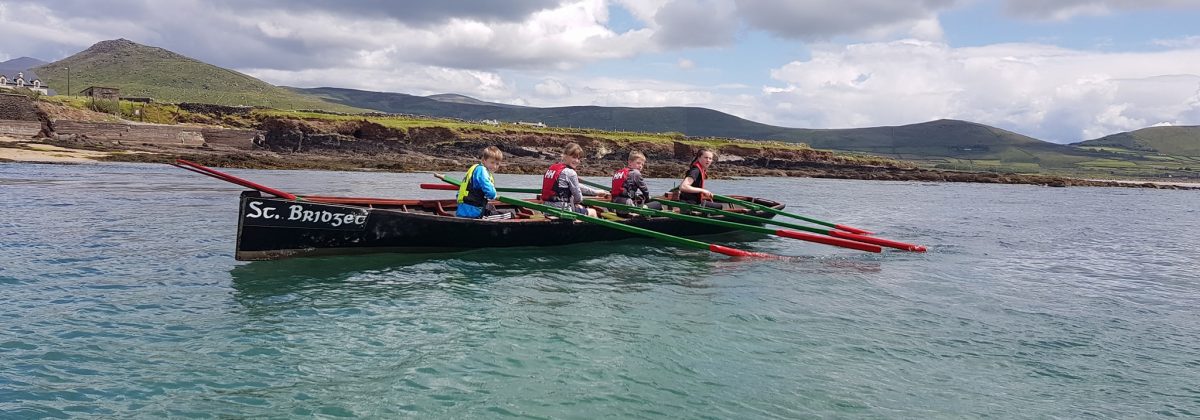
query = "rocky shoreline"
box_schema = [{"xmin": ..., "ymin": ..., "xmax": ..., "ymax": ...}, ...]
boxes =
[{"xmin": 2, "ymin": 99, "xmax": 1195, "ymax": 190}]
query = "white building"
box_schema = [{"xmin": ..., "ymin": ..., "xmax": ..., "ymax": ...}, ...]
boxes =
[{"xmin": 0, "ymin": 72, "xmax": 50, "ymax": 95}]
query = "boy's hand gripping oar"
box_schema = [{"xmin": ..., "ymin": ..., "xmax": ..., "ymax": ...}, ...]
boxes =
[{"xmin": 583, "ymin": 199, "xmax": 881, "ymax": 253}]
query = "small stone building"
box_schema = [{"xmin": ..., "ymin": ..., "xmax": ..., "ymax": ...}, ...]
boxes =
[{"xmin": 81, "ymin": 86, "xmax": 121, "ymax": 101}]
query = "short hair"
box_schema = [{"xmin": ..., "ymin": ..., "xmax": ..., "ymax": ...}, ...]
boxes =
[
  {"xmin": 690, "ymin": 147, "xmax": 715, "ymax": 165},
  {"xmin": 481, "ymin": 145, "xmax": 503, "ymax": 161},
  {"xmin": 627, "ymin": 150, "xmax": 646, "ymax": 162},
  {"xmin": 562, "ymin": 143, "xmax": 584, "ymax": 158}
]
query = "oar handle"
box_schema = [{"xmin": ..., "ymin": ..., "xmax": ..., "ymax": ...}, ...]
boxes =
[{"xmin": 435, "ymin": 174, "xmax": 540, "ymax": 194}]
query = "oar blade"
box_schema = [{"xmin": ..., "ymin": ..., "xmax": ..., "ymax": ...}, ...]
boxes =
[
  {"xmin": 776, "ymin": 229, "xmax": 882, "ymax": 253},
  {"xmin": 709, "ymin": 244, "xmax": 775, "ymax": 258},
  {"xmin": 829, "ymin": 230, "xmax": 926, "ymax": 252}
]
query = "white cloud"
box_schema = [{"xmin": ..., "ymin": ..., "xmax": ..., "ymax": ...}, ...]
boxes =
[
  {"xmin": 244, "ymin": 65, "xmax": 516, "ymax": 99},
  {"xmin": 677, "ymin": 58, "xmax": 695, "ymax": 69},
  {"xmin": 534, "ymin": 79, "xmax": 572, "ymax": 97},
  {"xmin": 762, "ymin": 40, "xmax": 1200, "ymax": 142},
  {"xmin": 1154, "ymin": 36, "xmax": 1200, "ymax": 49}
]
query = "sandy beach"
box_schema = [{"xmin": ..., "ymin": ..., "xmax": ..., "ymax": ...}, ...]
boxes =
[{"xmin": 0, "ymin": 135, "xmax": 113, "ymax": 163}]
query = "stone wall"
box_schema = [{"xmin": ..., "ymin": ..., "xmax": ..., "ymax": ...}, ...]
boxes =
[
  {"xmin": 0, "ymin": 120, "xmax": 42, "ymax": 138},
  {"xmin": 49, "ymin": 121, "xmax": 262, "ymax": 149},
  {"xmin": 0, "ymin": 93, "xmax": 40, "ymax": 121},
  {"xmin": 200, "ymin": 128, "xmax": 262, "ymax": 150}
]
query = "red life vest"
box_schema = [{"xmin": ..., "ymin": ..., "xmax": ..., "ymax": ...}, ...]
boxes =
[
  {"xmin": 540, "ymin": 162, "xmax": 569, "ymax": 201},
  {"xmin": 692, "ymin": 162, "xmax": 707, "ymax": 188},
  {"xmin": 611, "ymin": 167, "xmax": 631, "ymax": 198},
  {"xmin": 679, "ymin": 162, "xmax": 708, "ymax": 203}
]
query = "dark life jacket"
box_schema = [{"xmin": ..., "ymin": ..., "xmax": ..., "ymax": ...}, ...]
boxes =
[
  {"xmin": 540, "ymin": 162, "xmax": 573, "ymax": 202},
  {"xmin": 678, "ymin": 162, "xmax": 707, "ymax": 203},
  {"xmin": 457, "ymin": 164, "xmax": 491, "ymax": 207}
]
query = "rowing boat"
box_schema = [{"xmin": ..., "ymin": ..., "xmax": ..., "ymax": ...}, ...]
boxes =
[{"xmin": 234, "ymin": 191, "xmax": 783, "ymax": 260}]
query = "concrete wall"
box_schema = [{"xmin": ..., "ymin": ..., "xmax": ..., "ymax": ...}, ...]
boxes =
[
  {"xmin": 0, "ymin": 120, "xmax": 42, "ymax": 138},
  {"xmin": 50, "ymin": 121, "xmax": 262, "ymax": 149}
]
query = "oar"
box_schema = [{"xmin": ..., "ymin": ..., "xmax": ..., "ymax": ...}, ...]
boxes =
[
  {"xmin": 174, "ymin": 159, "xmax": 298, "ymax": 199},
  {"xmin": 578, "ymin": 177, "xmax": 876, "ymax": 237},
  {"xmin": 656, "ymin": 198, "xmax": 926, "ymax": 252},
  {"xmin": 709, "ymin": 194, "xmax": 874, "ymax": 235},
  {"xmin": 426, "ymin": 177, "xmax": 774, "ymax": 258},
  {"xmin": 177, "ymin": 160, "xmax": 435, "ymax": 207},
  {"xmin": 583, "ymin": 199, "xmax": 881, "ymax": 253},
  {"xmin": 494, "ymin": 196, "xmax": 774, "ymax": 258},
  {"xmin": 420, "ymin": 182, "xmax": 540, "ymax": 195},
  {"xmin": 434, "ymin": 172, "xmax": 542, "ymax": 194}
]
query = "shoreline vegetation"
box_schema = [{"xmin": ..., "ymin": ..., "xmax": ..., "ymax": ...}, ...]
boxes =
[{"xmin": 2, "ymin": 96, "xmax": 1196, "ymax": 190}]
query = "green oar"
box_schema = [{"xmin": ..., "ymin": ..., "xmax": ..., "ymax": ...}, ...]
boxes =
[
  {"xmin": 710, "ymin": 194, "xmax": 873, "ymax": 235},
  {"xmin": 583, "ymin": 199, "xmax": 881, "ymax": 253},
  {"xmin": 430, "ymin": 175, "xmax": 773, "ymax": 258},
  {"xmin": 655, "ymin": 198, "xmax": 926, "ymax": 252},
  {"xmin": 579, "ymin": 177, "xmax": 873, "ymax": 234}
]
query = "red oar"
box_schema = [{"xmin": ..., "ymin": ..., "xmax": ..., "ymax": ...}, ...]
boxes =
[
  {"xmin": 658, "ymin": 198, "xmax": 927, "ymax": 252},
  {"xmin": 174, "ymin": 159, "xmax": 297, "ymax": 200},
  {"xmin": 583, "ymin": 199, "xmax": 881, "ymax": 253}
]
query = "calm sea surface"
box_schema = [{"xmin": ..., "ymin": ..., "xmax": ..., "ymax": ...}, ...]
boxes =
[{"xmin": 2, "ymin": 162, "xmax": 1199, "ymax": 418}]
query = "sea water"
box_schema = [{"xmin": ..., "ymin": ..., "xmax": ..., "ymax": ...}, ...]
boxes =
[{"xmin": 1, "ymin": 162, "xmax": 1198, "ymax": 418}]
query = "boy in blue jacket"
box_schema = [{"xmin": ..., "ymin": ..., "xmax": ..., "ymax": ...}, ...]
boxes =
[{"xmin": 455, "ymin": 146, "xmax": 504, "ymax": 218}]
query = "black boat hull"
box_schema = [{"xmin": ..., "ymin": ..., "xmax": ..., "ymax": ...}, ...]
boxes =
[{"xmin": 235, "ymin": 192, "xmax": 782, "ymax": 260}]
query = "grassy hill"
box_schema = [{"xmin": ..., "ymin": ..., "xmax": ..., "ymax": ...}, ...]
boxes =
[
  {"xmin": 295, "ymin": 87, "xmax": 1164, "ymax": 175},
  {"xmin": 31, "ymin": 39, "xmax": 363, "ymax": 112},
  {"xmin": 1074, "ymin": 126, "xmax": 1200, "ymax": 156}
]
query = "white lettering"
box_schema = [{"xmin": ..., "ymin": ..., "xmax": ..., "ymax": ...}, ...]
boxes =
[
  {"xmin": 545, "ymin": 170, "xmax": 555, "ymax": 178},
  {"xmin": 259, "ymin": 203, "xmax": 368, "ymax": 227},
  {"xmin": 247, "ymin": 201, "xmax": 265, "ymax": 218}
]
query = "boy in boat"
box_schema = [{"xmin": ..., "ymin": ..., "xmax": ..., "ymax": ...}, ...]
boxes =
[
  {"xmin": 541, "ymin": 143, "xmax": 608, "ymax": 217},
  {"xmin": 455, "ymin": 146, "xmax": 505, "ymax": 218},
  {"xmin": 611, "ymin": 150, "xmax": 663, "ymax": 215},
  {"xmin": 678, "ymin": 148, "xmax": 723, "ymax": 209}
]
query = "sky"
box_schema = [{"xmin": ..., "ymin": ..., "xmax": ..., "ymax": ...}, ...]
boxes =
[{"xmin": 1, "ymin": 0, "xmax": 1199, "ymax": 143}]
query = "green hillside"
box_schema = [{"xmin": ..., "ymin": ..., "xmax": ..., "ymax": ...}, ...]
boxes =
[
  {"xmin": 32, "ymin": 39, "xmax": 363, "ymax": 112},
  {"xmin": 293, "ymin": 87, "xmax": 1138, "ymax": 174},
  {"xmin": 1074, "ymin": 126, "xmax": 1200, "ymax": 156}
]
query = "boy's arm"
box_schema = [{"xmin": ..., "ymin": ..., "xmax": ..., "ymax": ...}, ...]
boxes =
[
  {"xmin": 630, "ymin": 170, "xmax": 650, "ymax": 198},
  {"xmin": 477, "ymin": 166, "xmax": 497, "ymax": 199}
]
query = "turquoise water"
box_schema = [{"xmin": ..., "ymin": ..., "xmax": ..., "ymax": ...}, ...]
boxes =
[{"xmin": 2, "ymin": 162, "xmax": 1199, "ymax": 418}]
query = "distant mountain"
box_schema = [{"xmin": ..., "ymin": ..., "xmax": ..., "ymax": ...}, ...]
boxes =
[
  {"xmin": 0, "ymin": 57, "xmax": 48, "ymax": 81},
  {"xmin": 426, "ymin": 93, "xmax": 526, "ymax": 108},
  {"xmin": 294, "ymin": 86, "xmax": 804, "ymax": 138},
  {"xmin": 31, "ymin": 39, "xmax": 362, "ymax": 112},
  {"xmin": 1073, "ymin": 126, "xmax": 1200, "ymax": 156},
  {"xmin": 292, "ymin": 87, "xmax": 1108, "ymax": 166}
]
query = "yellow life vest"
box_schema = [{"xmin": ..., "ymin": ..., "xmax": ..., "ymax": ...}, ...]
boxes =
[{"xmin": 456, "ymin": 164, "xmax": 493, "ymax": 205}]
